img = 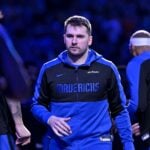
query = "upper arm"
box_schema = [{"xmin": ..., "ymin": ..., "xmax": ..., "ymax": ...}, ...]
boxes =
[
  {"xmin": 107, "ymin": 64, "xmax": 126, "ymax": 117},
  {"xmin": 32, "ymin": 65, "xmax": 50, "ymax": 108}
]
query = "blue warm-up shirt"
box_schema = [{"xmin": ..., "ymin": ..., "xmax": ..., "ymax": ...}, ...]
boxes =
[{"xmin": 31, "ymin": 49, "xmax": 134, "ymax": 149}]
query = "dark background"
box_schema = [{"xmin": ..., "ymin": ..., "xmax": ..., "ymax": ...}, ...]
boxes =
[{"xmin": 1, "ymin": 0, "xmax": 149, "ymax": 68}]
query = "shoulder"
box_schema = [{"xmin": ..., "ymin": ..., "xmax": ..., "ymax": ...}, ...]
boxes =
[
  {"xmin": 42, "ymin": 57, "xmax": 61, "ymax": 70},
  {"xmin": 127, "ymin": 53, "xmax": 149, "ymax": 70},
  {"xmin": 97, "ymin": 57, "xmax": 118, "ymax": 72},
  {"xmin": 37, "ymin": 58, "xmax": 61, "ymax": 77}
]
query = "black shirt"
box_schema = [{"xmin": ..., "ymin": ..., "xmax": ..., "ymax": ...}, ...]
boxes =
[{"xmin": 0, "ymin": 92, "xmax": 14, "ymax": 134}]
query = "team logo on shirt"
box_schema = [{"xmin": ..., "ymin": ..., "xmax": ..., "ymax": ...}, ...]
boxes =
[
  {"xmin": 56, "ymin": 74, "xmax": 64, "ymax": 77},
  {"xmin": 87, "ymin": 70, "xmax": 99, "ymax": 74},
  {"xmin": 56, "ymin": 82, "xmax": 100, "ymax": 93}
]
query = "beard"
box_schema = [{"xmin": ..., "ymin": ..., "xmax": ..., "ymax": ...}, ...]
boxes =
[
  {"xmin": 67, "ymin": 47, "xmax": 89, "ymax": 63},
  {"xmin": 67, "ymin": 46, "xmax": 88, "ymax": 56}
]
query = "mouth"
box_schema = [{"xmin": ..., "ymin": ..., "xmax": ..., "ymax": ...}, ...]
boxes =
[{"xmin": 69, "ymin": 47, "xmax": 79, "ymax": 50}]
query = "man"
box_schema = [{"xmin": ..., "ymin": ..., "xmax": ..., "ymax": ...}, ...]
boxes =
[
  {"xmin": 126, "ymin": 30, "xmax": 150, "ymax": 150},
  {"xmin": 0, "ymin": 11, "xmax": 31, "ymax": 149},
  {"xmin": 31, "ymin": 15, "xmax": 134, "ymax": 150}
]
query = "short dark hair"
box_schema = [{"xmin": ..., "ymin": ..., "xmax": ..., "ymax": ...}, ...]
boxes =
[{"xmin": 64, "ymin": 15, "xmax": 92, "ymax": 35}]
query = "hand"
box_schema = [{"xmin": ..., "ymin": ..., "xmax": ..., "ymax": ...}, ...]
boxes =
[
  {"xmin": 47, "ymin": 115, "xmax": 72, "ymax": 137},
  {"xmin": 132, "ymin": 122, "xmax": 140, "ymax": 136},
  {"xmin": 15, "ymin": 124, "xmax": 31, "ymax": 146}
]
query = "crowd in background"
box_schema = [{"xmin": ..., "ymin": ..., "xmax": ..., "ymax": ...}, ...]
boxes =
[{"xmin": 0, "ymin": 0, "xmax": 150, "ymax": 67}]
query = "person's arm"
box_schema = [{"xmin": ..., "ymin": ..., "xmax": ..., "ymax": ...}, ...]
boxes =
[
  {"xmin": 6, "ymin": 98, "xmax": 31, "ymax": 146},
  {"xmin": 0, "ymin": 23, "xmax": 31, "ymax": 145},
  {"xmin": 31, "ymin": 64, "xmax": 72, "ymax": 136},
  {"xmin": 126, "ymin": 61, "xmax": 139, "ymax": 122},
  {"xmin": 0, "ymin": 24, "xmax": 31, "ymax": 98},
  {"xmin": 126, "ymin": 61, "xmax": 143, "ymax": 137},
  {"xmin": 108, "ymin": 64, "xmax": 134, "ymax": 150},
  {"xmin": 31, "ymin": 64, "xmax": 52, "ymax": 124}
]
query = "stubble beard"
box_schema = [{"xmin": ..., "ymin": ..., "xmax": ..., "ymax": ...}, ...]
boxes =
[{"xmin": 67, "ymin": 47, "xmax": 89, "ymax": 61}]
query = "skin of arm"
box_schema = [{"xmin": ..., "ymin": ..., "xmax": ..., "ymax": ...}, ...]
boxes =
[
  {"xmin": 0, "ymin": 13, "xmax": 31, "ymax": 146},
  {"xmin": 6, "ymin": 98, "xmax": 31, "ymax": 146}
]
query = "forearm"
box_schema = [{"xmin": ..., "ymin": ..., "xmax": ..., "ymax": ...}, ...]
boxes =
[
  {"xmin": 6, "ymin": 97, "xmax": 31, "ymax": 145},
  {"xmin": 115, "ymin": 109, "xmax": 135, "ymax": 150},
  {"xmin": 127, "ymin": 100, "xmax": 138, "ymax": 123},
  {"xmin": 6, "ymin": 98, "xmax": 24, "ymax": 125},
  {"xmin": 31, "ymin": 103, "xmax": 51, "ymax": 124}
]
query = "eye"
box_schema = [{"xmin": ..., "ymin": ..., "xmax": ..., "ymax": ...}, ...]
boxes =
[
  {"xmin": 66, "ymin": 34, "xmax": 73, "ymax": 38},
  {"xmin": 77, "ymin": 35, "xmax": 85, "ymax": 38}
]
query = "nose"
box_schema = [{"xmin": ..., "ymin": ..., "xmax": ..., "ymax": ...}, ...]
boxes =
[{"xmin": 72, "ymin": 37, "xmax": 77, "ymax": 45}]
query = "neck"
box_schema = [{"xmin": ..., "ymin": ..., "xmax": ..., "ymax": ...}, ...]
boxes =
[{"xmin": 68, "ymin": 50, "xmax": 89, "ymax": 65}]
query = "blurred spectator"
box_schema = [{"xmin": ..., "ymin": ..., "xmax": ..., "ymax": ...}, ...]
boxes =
[
  {"xmin": 1, "ymin": 0, "xmax": 150, "ymax": 66},
  {"xmin": 0, "ymin": 11, "xmax": 31, "ymax": 149}
]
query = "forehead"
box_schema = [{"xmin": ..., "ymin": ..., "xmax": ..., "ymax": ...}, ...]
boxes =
[{"xmin": 65, "ymin": 24, "xmax": 88, "ymax": 34}]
